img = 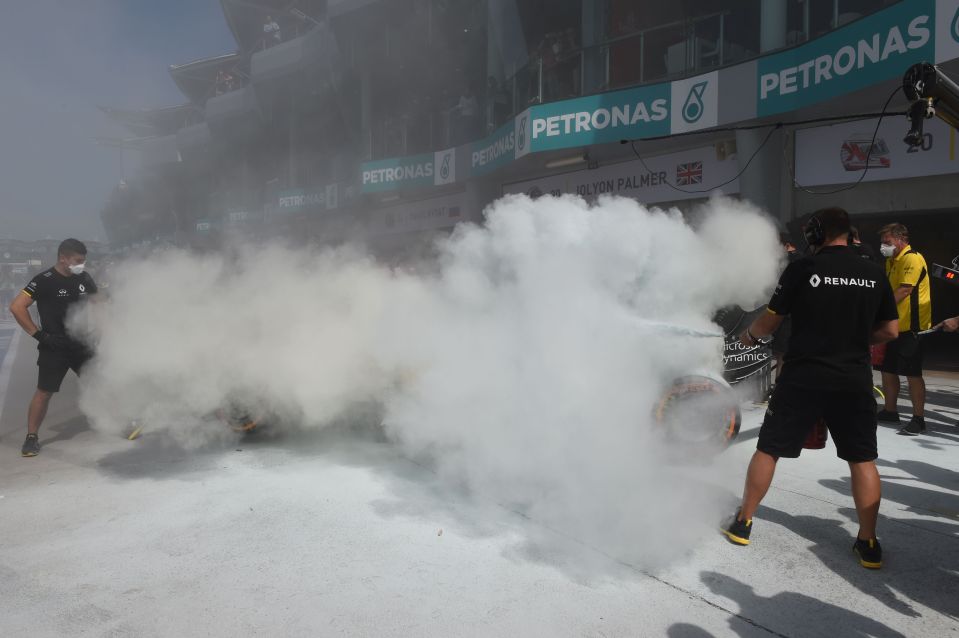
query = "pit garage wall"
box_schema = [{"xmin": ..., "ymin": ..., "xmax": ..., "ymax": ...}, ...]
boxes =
[
  {"xmin": 793, "ymin": 172, "xmax": 959, "ymax": 221},
  {"xmin": 736, "ymin": 126, "xmax": 790, "ymax": 227},
  {"xmin": 790, "ymin": 133, "xmax": 959, "ymax": 370}
]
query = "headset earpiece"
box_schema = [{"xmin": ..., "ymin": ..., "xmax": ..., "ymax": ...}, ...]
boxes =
[{"xmin": 803, "ymin": 215, "xmax": 825, "ymax": 248}]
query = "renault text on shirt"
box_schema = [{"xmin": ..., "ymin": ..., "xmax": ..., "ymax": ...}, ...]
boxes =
[{"xmin": 766, "ymin": 246, "xmax": 897, "ymax": 391}]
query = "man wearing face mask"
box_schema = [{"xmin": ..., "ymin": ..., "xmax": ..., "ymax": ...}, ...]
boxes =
[
  {"xmin": 8, "ymin": 239, "xmax": 97, "ymax": 457},
  {"xmin": 876, "ymin": 223, "xmax": 932, "ymax": 436}
]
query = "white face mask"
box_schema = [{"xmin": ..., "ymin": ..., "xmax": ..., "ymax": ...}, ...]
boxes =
[
  {"xmin": 879, "ymin": 243, "xmax": 896, "ymax": 258},
  {"xmin": 68, "ymin": 263, "xmax": 86, "ymax": 275}
]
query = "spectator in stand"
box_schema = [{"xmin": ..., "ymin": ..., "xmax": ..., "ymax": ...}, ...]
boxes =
[
  {"xmin": 263, "ymin": 15, "xmax": 281, "ymax": 48},
  {"xmin": 542, "ymin": 33, "xmax": 561, "ymax": 100},
  {"xmin": 485, "ymin": 76, "xmax": 509, "ymax": 133},
  {"xmin": 559, "ymin": 27, "xmax": 581, "ymax": 96},
  {"xmin": 214, "ymin": 70, "xmax": 235, "ymax": 96},
  {"xmin": 876, "ymin": 223, "xmax": 932, "ymax": 436},
  {"xmin": 454, "ymin": 86, "xmax": 479, "ymax": 145},
  {"xmin": 615, "ymin": 10, "xmax": 638, "ymax": 36}
]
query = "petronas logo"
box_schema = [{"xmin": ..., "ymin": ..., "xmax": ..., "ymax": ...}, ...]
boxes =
[
  {"xmin": 952, "ymin": 7, "xmax": 959, "ymax": 43},
  {"xmin": 682, "ymin": 82, "xmax": 708, "ymax": 124},
  {"xmin": 440, "ymin": 152, "xmax": 451, "ymax": 180},
  {"xmin": 518, "ymin": 116, "xmax": 527, "ymax": 151}
]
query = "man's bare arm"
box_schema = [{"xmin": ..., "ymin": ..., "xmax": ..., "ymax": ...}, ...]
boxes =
[
  {"xmin": 935, "ymin": 316, "xmax": 958, "ymax": 332},
  {"xmin": 870, "ymin": 319, "xmax": 899, "ymax": 344},
  {"xmin": 893, "ymin": 284, "xmax": 913, "ymax": 304},
  {"xmin": 739, "ymin": 308, "xmax": 785, "ymax": 346},
  {"xmin": 10, "ymin": 292, "xmax": 39, "ymax": 336}
]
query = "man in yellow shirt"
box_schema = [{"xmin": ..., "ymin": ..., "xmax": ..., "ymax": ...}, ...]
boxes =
[{"xmin": 877, "ymin": 223, "xmax": 932, "ymax": 436}]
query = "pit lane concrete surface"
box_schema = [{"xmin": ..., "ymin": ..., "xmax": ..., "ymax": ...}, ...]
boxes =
[{"xmin": 1, "ymin": 320, "xmax": 957, "ymax": 637}]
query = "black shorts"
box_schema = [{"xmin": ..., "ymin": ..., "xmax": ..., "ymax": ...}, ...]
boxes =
[
  {"xmin": 757, "ymin": 382, "xmax": 878, "ymax": 462},
  {"xmin": 37, "ymin": 347, "xmax": 91, "ymax": 393},
  {"xmin": 879, "ymin": 331, "xmax": 924, "ymax": 377}
]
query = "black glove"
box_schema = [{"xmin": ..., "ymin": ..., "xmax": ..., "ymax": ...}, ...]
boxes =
[{"xmin": 33, "ymin": 330, "xmax": 72, "ymax": 351}]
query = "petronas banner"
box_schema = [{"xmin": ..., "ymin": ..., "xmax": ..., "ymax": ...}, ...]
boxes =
[{"xmin": 360, "ymin": 0, "xmax": 959, "ymax": 194}]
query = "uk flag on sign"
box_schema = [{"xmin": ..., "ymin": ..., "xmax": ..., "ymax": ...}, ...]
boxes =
[{"xmin": 676, "ymin": 161, "xmax": 703, "ymax": 186}]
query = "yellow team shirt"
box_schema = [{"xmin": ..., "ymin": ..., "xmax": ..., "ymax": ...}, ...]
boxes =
[{"xmin": 885, "ymin": 245, "xmax": 932, "ymax": 332}]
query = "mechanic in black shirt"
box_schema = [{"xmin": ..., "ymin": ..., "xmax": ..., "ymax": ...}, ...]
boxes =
[
  {"xmin": 720, "ymin": 208, "xmax": 899, "ymax": 569},
  {"xmin": 9, "ymin": 239, "xmax": 98, "ymax": 457},
  {"xmin": 849, "ymin": 226, "xmax": 879, "ymax": 264}
]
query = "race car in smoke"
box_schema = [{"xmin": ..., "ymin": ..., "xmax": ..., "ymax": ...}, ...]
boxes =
[
  {"xmin": 647, "ymin": 304, "xmax": 773, "ymax": 456},
  {"xmin": 653, "ymin": 374, "xmax": 742, "ymax": 454},
  {"xmin": 203, "ymin": 372, "xmax": 746, "ymax": 457},
  {"xmin": 127, "ymin": 310, "xmax": 758, "ymax": 456}
]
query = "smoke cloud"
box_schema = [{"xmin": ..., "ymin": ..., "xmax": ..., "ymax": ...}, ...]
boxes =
[{"xmin": 73, "ymin": 194, "xmax": 781, "ymax": 567}]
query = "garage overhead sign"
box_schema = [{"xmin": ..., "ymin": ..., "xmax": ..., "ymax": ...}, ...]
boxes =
[
  {"xmin": 502, "ymin": 144, "xmax": 739, "ymax": 204},
  {"xmin": 794, "ymin": 115, "xmax": 959, "ymax": 186},
  {"xmin": 369, "ymin": 192, "xmax": 466, "ymax": 235}
]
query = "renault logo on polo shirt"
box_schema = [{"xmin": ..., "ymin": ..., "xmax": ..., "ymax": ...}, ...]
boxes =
[
  {"xmin": 824, "ymin": 276, "xmax": 877, "ymax": 288},
  {"xmin": 809, "ymin": 273, "xmax": 877, "ymax": 289}
]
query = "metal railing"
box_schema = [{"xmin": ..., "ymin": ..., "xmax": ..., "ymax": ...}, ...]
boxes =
[
  {"xmin": 371, "ymin": 108, "xmax": 462, "ymax": 160},
  {"xmin": 365, "ymin": 1, "xmax": 897, "ymax": 160},
  {"xmin": 505, "ymin": 10, "xmax": 736, "ymax": 112}
]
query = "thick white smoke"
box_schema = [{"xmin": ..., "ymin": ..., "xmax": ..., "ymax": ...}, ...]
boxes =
[{"xmin": 73, "ymin": 194, "xmax": 781, "ymax": 567}]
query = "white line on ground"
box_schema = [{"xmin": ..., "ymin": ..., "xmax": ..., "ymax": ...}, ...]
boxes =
[{"xmin": 0, "ymin": 325, "xmax": 22, "ymax": 417}]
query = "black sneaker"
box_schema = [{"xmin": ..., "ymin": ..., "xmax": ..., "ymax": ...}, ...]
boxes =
[
  {"xmin": 721, "ymin": 509, "xmax": 752, "ymax": 546},
  {"xmin": 21, "ymin": 434, "xmax": 40, "ymax": 457},
  {"xmin": 853, "ymin": 537, "xmax": 883, "ymax": 569},
  {"xmin": 897, "ymin": 416, "xmax": 926, "ymax": 436},
  {"xmin": 876, "ymin": 410, "xmax": 900, "ymax": 424}
]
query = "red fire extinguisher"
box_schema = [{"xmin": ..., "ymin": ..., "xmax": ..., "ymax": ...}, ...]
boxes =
[
  {"xmin": 803, "ymin": 418, "xmax": 828, "ymax": 449},
  {"xmin": 870, "ymin": 343, "xmax": 886, "ymax": 367}
]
